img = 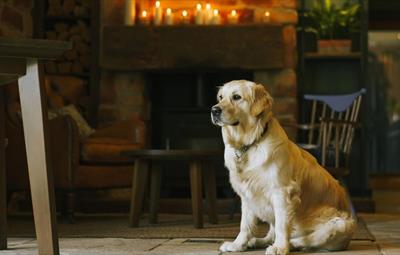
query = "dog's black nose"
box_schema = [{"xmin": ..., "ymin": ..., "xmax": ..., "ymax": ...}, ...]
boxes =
[{"xmin": 211, "ymin": 106, "xmax": 222, "ymax": 116}]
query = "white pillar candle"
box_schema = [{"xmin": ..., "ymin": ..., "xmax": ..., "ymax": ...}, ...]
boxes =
[
  {"xmin": 164, "ymin": 8, "xmax": 174, "ymax": 25},
  {"xmin": 211, "ymin": 9, "xmax": 221, "ymax": 25},
  {"xmin": 153, "ymin": 1, "xmax": 162, "ymax": 25},
  {"xmin": 124, "ymin": 0, "xmax": 136, "ymax": 25},
  {"xmin": 227, "ymin": 10, "xmax": 239, "ymax": 24},
  {"xmin": 181, "ymin": 10, "xmax": 190, "ymax": 24},
  {"xmin": 194, "ymin": 3, "xmax": 204, "ymax": 25},
  {"xmin": 139, "ymin": 10, "xmax": 150, "ymax": 25},
  {"xmin": 263, "ymin": 11, "xmax": 271, "ymax": 23},
  {"xmin": 204, "ymin": 3, "xmax": 213, "ymax": 25}
]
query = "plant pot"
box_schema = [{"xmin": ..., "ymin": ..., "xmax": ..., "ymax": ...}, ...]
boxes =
[{"xmin": 317, "ymin": 39, "xmax": 352, "ymax": 54}]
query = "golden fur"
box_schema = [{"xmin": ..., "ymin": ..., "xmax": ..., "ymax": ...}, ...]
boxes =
[{"xmin": 211, "ymin": 80, "xmax": 356, "ymax": 255}]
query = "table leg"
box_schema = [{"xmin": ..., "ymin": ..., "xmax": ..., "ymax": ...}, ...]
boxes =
[
  {"xmin": 129, "ymin": 159, "xmax": 149, "ymax": 227},
  {"xmin": 18, "ymin": 59, "xmax": 59, "ymax": 255},
  {"xmin": 203, "ymin": 162, "xmax": 218, "ymax": 224},
  {"xmin": 149, "ymin": 163, "xmax": 161, "ymax": 224},
  {"xmin": 0, "ymin": 88, "xmax": 7, "ymax": 250},
  {"xmin": 189, "ymin": 160, "xmax": 203, "ymax": 229}
]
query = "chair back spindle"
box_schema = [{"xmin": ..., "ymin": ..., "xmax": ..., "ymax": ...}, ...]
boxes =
[{"xmin": 300, "ymin": 89, "xmax": 366, "ymax": 176}]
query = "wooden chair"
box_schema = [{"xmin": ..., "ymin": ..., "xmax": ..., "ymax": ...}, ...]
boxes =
[{"xmin": 295, "ymin": 89, "xmax": 366, "ymax": 177}]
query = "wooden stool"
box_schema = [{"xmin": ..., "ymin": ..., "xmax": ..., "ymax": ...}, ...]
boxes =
[{"xmin": 122, "ymin": 149, "xmax": 222, "ymax": 228}]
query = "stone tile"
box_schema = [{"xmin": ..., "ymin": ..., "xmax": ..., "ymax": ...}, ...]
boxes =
[
  {"xmin": 150, "ymin": 238, "xmax": 221, "ymax": 255},
  {"xmin": 228, "ymin": 241, "xmax": 379, "ymax": 255},
  {"xmin": 1, "ymin": 238, "xmax": 168, "ymax": 255},
  {"xmin": 361, "ymin": 213, "xmax": 400, "ymax": 255}
]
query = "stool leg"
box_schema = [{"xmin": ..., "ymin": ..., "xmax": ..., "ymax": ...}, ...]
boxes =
[
  {"xmin": 189, "ymin": 160, "xmax": 203, "ymax": 229},
  {"xmin": 149, "ymin": 163, "xmax": 162, "ymax": 224},
  {"xmin": 129, "ymin": 159, "xmax": 149, "ymax": 227},
  {"xmin": 203, "ymin": 162, "xmax": 218, "ymax": 224}
]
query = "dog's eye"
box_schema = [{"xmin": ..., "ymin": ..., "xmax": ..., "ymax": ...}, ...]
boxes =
[
  {"xmin": 218, "ymin": 95, "xmax": 223, "ymax": 101},
  {"xmin": 232, "ymin": 94, "xmax": 241, "ymax": 101}
]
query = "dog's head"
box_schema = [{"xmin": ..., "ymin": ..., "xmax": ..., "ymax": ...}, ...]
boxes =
[{"xmin": 211, "ymin": 80, "xmax": 273, "ymax": 127}]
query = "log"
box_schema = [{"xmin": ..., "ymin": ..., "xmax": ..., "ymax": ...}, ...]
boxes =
[
  {"xmin": 58, "ymin": 62, "xmax": 72, "ymax": 73},
  {"xmin": 46, "ymin": 31, "xmax": 57, "ymax": 40},
  {"xmin": 54, "ymin": 23, "xmax": 68, "ymax": 33},
  {"xmin": 64, "ymin": 49, "xmax": 78, "ymax": 61},
  {"xmin": 72, "ymin": 61, "xmax": 84, "ymax": 73},
  {"xmin": 63, "ymin": 0, "xmax": 76, "ymax": 15},
  {"xmin": 45, "ymin": 61, "xmax": 58, "ymax": 73},
  {"xmin": 79, "ymin": 54, "xmax": 90, "ymax": 69}
]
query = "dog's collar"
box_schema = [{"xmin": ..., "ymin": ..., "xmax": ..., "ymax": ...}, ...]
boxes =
[{"xmin": 234, "ymin": 121, "xmax": 269, "ymax": 160}]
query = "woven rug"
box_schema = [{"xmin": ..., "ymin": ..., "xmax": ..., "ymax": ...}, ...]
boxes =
[{"xmin": 7, "ymin": 214, "xmax": 374, "ymax": 240}]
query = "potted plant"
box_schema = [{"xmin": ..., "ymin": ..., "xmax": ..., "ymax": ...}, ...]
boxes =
[{"xmin": 303, "ymin": 0, "xmax": 361, "ymax": 54}]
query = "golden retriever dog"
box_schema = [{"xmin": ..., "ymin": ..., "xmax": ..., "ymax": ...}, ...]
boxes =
[{"xmin": 211, "ymin": 80, "xmax": 356, "ymax": 255}]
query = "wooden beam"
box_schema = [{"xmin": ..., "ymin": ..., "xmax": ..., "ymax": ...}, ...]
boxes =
[{"xmin": 102, "ymin": 25, "xmax": 284, "ymax": 71}]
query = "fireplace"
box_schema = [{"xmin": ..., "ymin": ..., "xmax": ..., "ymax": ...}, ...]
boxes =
[{"xmin": 149, "ymin": 71, "xmax": 253, "ymax": 150}]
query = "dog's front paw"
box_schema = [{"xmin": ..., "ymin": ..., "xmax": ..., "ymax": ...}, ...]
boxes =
[
  {"xmin": 220, "ymin": 241, "xmax": 247, "ymax": 252},
  {"xmin": 265, "ymin": 244, "xmax": 288, "ymax": 255}
]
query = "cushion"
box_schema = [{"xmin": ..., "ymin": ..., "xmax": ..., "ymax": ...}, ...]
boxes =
[{"xmin": 49, "ymin": 104, "xmax": 95, "ymax": 138}]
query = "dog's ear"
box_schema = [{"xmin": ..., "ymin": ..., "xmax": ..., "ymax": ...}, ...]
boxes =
[{"xmin": 250, "ymin": 84, "xmax": 273, "ymax": 117}]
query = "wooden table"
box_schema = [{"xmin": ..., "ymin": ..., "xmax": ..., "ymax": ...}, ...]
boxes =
[
  {"xmin": 122, "ymin": 149, "xmax": 223, "ymax": 229},
  {"xmin": 0, "ymin": 38, "xmax": 71, "ymax": 255}
]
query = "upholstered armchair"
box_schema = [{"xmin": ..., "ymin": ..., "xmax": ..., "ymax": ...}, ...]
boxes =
[{"xmin": 5, "ymin": 76, "xmax": 146, "ymax": 221}]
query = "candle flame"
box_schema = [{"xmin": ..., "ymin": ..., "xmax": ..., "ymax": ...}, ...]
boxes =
[
  {"xmin": 142, "ymin": 10, "xmax": 147, "ymax": 17},
  {"xmin": 213, "ymin": 9, "xmax": 219, "ymax": 16},
  {"xmin": 196, "ymin": 3, "xmax": 202, "ymax": 10},
  {"xmin": 265, "ymin": 11, "xmax": 270, "ymax": 17},
  {"xmin": 166, "ymin": 8, "xmax": 172, "ymax": 15},
  {"xmin": 155, "ymin": 1, "xmax": 160, "ymax": 8},
  {"xmin": 182, "ymin": 10, "xmax": 188, "ymax": 17},
  {"xmin": 206, "ymin": 3, "xmax": 211, "ymax": 10},
  {"xmin": 231, "ymin": 10, "xmax": 237, "ymax": 16}
]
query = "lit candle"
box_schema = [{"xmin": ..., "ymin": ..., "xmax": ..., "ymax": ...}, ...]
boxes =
[
  {"xmin": 195, "ymin": 3, "xmax": 204, "ymax": 25},
  {"xmin": 263, "ymin": 11, "xmax": 271, "ymax": 23},
  {"xmin": 181, "ymin": 10, "xmax": 190, "ymax": 24},
  {"xmin": 204, "ymin": 3, "xmax": 213, "ymax": 24},
  {"xmin": 227, "ymin": 9, "xmax": 239, "ymax": 24},
  {"xmin": 140, "ymin": 10, "xmax": 150, "ymax": 25},
  {"xmin": 164, "ymin": 8, "xmax": 174, "ymax": 25},
  {"xmin": 154, "ymin": 1, "xmax": 162, "ymax": 25},
  {"xmin": 124, "ymin": 0, "xmax": 136, "ymax": 25},
  {"xmin": 211, "ymin": 9, "xmax": 221, "ymax": 25}
]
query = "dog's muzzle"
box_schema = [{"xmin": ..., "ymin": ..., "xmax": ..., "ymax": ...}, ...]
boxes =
[
  {"xmin": 211, "ymin": 106, "xmax": 222, "ymax": 125},
  {"xmin": 211, "ymin": 106, "xmax": 222, "ymax": 118}
]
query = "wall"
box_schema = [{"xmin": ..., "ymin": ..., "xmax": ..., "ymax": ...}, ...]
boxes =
[
  {"xmin": 99, "ymin": 0, "xmax": 298, "ymax": 138},
  {"xmin": 0, "ymin": 0, "xmax": 33, "ymax": 37}
]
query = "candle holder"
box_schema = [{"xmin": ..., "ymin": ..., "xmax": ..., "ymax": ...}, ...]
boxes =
[
  {"xmin": 263, "ymin": 11, "xmax": 271, "ymax": 23},
  {"xmin": 154, "ymin": 1, "xmax": 163, "ymax": 25},
  {"xmin": 227, "ymin": 10, "xmax": 239, "ymax": 24},
  {"xmin": 211, "ymin": 9, "xmax": 221, "ymax": 25},
  {"xmin": 181, "ymin": 10, "xmax": 190, "ymax": 24},
  {"xmin": 124, "ymin": 0, "xmax": 136, "ymax": 25},
  {"xmin": 164, "ymin": 8, "xmax": 174, "ymax": 25},
  {"xmin": 204, "ymin": 3, "xmax": 213, "ymax": 25},
  {"xmin": 139, "ymin": 10, "xmax": 150, "ymax": 25},
  {"xmin": 195, "ymin": 3, "xmax": 204, "ymax": 25}
]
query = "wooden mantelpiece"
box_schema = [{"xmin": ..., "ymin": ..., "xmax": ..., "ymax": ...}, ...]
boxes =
[{"xmin": 101, "ymin": 24, "xmax": 284, "ymax": 71}]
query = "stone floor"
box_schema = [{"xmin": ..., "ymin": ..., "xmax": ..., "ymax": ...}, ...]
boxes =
[{"xmin": 1, "ymin": 213, "xmax": 400, "ymax": 255}]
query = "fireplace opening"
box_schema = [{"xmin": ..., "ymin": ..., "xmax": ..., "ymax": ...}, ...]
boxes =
[{"xmin": 149, "ymin": 70, "xmax": 252, "ymax": 198}]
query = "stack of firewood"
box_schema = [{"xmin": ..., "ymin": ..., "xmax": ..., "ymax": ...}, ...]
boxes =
[
  {"xmin": 47, "ymin": 0, "xmax": 92, "ymax": 17},
  {"xmin": 45, "ymin": 20, "xmax": 91, "ymax": 75}
]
